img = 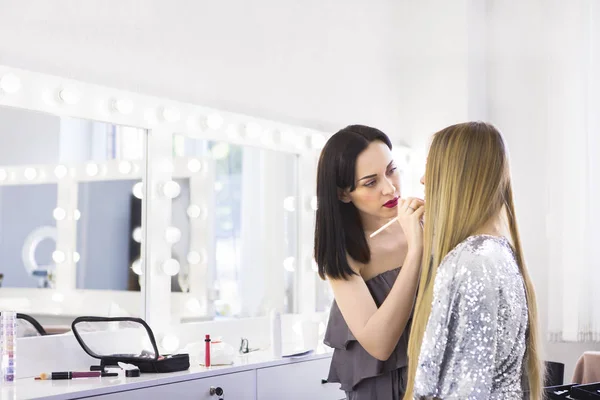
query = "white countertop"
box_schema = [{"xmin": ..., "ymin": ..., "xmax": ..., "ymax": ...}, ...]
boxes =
[{"xmin": 3, "ymin": 349, "xmax": 333, "ymax": 400}]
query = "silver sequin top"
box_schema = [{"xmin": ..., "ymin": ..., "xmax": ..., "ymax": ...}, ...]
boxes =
[{"xmin": 414, "ymin": 235, "xmax": 528, "ymax": 400}]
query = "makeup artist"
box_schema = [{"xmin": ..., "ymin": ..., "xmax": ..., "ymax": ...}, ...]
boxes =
[{"xmin": 314, "ymin": 125, "xmax": 423, "ymax": 400}]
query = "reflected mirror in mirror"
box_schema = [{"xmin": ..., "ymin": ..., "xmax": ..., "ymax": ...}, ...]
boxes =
[
  {"xmin": 170, "ymin": 135, "xmax": 299, "ymax": 322},
  {"xmin": 0, "ymin": 105, "xmax": 146, "ymax": 332}
]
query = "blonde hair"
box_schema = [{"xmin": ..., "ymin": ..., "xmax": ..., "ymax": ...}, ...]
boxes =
[{"xmin": 405, "ymin": 122, "xmax": 544, "ymax": 399}]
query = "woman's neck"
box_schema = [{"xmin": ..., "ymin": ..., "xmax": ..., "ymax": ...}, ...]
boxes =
[{"xmin": 473, "ymin": 211, "xmax": 506, "ymax": 238}]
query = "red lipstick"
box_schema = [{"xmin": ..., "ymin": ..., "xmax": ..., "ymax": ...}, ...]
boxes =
[{"xmin": 383, "ymin": 197, "xmax": 399, "ymax": 208}]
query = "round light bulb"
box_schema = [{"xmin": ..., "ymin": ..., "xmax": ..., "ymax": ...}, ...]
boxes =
[
  {"xmin": 118, "ymin": 160, "xmax": 132, "ymax": 174},
  {"xmin": 162, "ymin": 259, "xmax": 180, "ymax": 276},
  {"xmin": 214, "ymin": 182, "xmax": 223, "ymax": 192},
  {"xmin": 73, "ymin": 252, "xmax": 81, "ymax": 263},
  {"xmin": 86, "ymin": 163, "xmax": 99, "ymax": 177},
  {"xmin": 162, "ymin": 181, "xmax": 181, "ymax": 199},
  {"xmin": 132, "ymin": 182, "xmax": 143, "ymax": 199},
  {"xmin": 310, "ymin": 196, "xmax": 318, "ymax": 211},
  {"xmin": 187, "ymin": 205, "xmax": 201, "ymax": 219},
  {"xmin": 0, "ymin": 169, "xmax": 7, "ymax": 181},
  {"xmin": 131, "ymin": 259, "xmax": 143, "ymax": 275},
  {"xmin": 0, "ymin": 74, "xmax": 21, "ymax": 93},
  {"xmin": 211, "ymin": 142, "xmax": 230, "ymax": 160},
  {"xmin": 24, "ymin": 168, "xmax": 37, "ymax": 181},
  {"xmin": 52, "ymin": 251, "xmax": 66, "ymax": 263},
  {"xmin": 165, "ymin": 227, "xmax": 182, "ymax": 244},
  {"xmin": 162, "ymin": 107, "xmax": 181, "ymax": 123},
  {"xmin": 206, "ymin": 114, "xmax": 224, "ymax": 130},
  {"xmin": 58, "ymin": 88, "xmax": 80, "ymax": 105},
  {"xmin": 187, "ymin": 158, "xmax": 202, "ymax": 173},
  {"xmin": 54, "ymin": 165, "xmax": 68, "ymax": 179},
  {"xmin": 53, "ymin": 207, "xmax": 66, "ymax": 221},
  {"xmin": 283, "ymin": 256, "xmax": 296, "ymax": 272},
  {"xmin": 187, "ymin": 250, "xmax": 206, "ymax": 265},
  {"xmin": 113, "ymin": 99, "xmax": 134, "ymax": 115},
  {"xmin": 283, "ymin": 196, "xmax": 296, "ymax": 212},
  {"xmin": 73, "ymin": 210, "xmax": 81, "ymax": 221},
  {"xmin": 132, "ymin": 227, "xmax": 143, "ymax": 243}
]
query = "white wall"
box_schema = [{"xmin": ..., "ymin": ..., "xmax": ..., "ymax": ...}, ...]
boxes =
[{"xmin": 1, "ymin": 0, "xmax": 596, "ymax": 382}]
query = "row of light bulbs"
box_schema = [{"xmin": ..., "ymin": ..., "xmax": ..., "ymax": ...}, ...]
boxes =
[
  {"xmin": 0, "ymin": 161, "xmax": 140, "ymax": 183},
  {"xmin": 0, "ymin": 72, "xmax": 328, "ymax": 151}
]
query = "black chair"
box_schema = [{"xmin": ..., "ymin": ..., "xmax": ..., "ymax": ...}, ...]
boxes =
[{"xmin": 545, "ymin": 360, "xmax": 565, "ymax": 387}]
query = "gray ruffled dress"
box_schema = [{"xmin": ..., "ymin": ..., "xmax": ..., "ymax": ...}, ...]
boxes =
[{"xmin": 323, "ymin": 267, "xmax": 410, "ymax": 399}]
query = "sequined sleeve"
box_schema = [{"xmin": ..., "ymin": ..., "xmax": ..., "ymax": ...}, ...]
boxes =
[{"xmin": 414, "ymin": 250, "xmax": 499, "ymax": 400}]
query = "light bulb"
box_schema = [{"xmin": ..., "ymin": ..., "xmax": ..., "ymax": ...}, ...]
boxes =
[
  {"xmin": 73, "ymin": 252, "xmax": 80, "ymax": 263},
  {"xmin": 0, "ymin": 74, "xmax": 21, "ymax": 93},
  {"xmin": 187, "ymin": 250, "xmax": 206, "ymax": 265},
  {"xmin": 132, "ymin": 182, "xmax": 143, "ymax": 199},
  {"xmin": 283, "ymin": 256, "xmax": 296, "ymax": 272},
  {"xmin": 118, "ymin": 160, "xmax": 132, "ymax": 174},
  {"xmin": 0, "ymin": 169, "xmax": 7, "ymax": 181},
  {"xmin": 161, "ymin": 334, "xmax": 180, "ymax": 353},
  {"xmin": 52, "ymin": 251, "xmax": 66, "ymax": 263},
  {"xmin": 187, "ymin": 205, "xmax": 201, "ymax": 219},
  {"xmin": 162, "ymin": 259, "xmax": 180, "ymax": 276},
  {"xmin": 58, "ymin": 88, "xmax": 80, "ymax": 105},
  {"xmin": 283, "ymin": 196, "xmax": 296, "ymax": 212},
  {"xmin": 113, "ymin": 99, "xmax": 134, "ymax": 115},
  {"xmin": 52, "ymin": 293, "xmax": 65, "ymax": 303},
  {"xmin": 311, "ymin": 133, "xmax": 327, "ymax": 149},
  {"xmin": 165, "ymin": 227, "xmax": 182, "ymax": 244},
  {"xmin": 310, "ymin": 196, "xmax": 318, "ymax": 211},
  {"xmin": 206, "ymin": 114, "xmax": 224, "ymax": 130},
  {"xmin": 162, "ymin": 107, "xmax": 181, "ymax": 123},
  {"xmin": 24, "ymin": 167, "xmax": 37, "ymax": 181},
  {"xmin": 73, "ymin": 210, "xmax": 81, "ymax": 221},
  {"xmin": 187, "ymin": 158, "xmax": 202, "ymax": 173},
  {"xmin": 53, "ymin": 207, "xmax": 66, "ymax": 221},
  {"xmin": 162, "ymin": 181, "xmax": 181, "ymax": 198},
  {"xmin": 54, "ymin": 165, "xmax": 68, "ymax": 179},
  {"xmin": 132, "ymin": 227, "xmax": 142, "ymax": 243},
  {"xmin": 214, "ymin": 182, "xmax": 223, "ymax": 192},
  {"xmin": 86, "ymin": 163, "xmax": 99, "ymax": 177},
  {"xmin": 211, "ymin": 142, "xmax": 230, "ymax": 160},
  {"xmin": 131, "ymin": 259, "xmax": 143, "ymax": 275}
]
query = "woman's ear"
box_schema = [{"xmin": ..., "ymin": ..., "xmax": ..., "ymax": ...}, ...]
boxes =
[{"xmin": 337, "ymin": 187, "xmax": 351, "ymax": 203}]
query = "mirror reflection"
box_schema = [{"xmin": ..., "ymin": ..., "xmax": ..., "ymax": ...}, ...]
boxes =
[
  {"xmin": 169, "ymin": 135, "xmax": 299, "ymax": 322},
  {"xmin": 0, "ymin": 105, "xmax": 146, "ymax": 331}
]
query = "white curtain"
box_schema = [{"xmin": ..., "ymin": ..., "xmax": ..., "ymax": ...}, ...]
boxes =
[{"xmin": 547, "ymin": 0, "xmax": 600, "ymax": 342}]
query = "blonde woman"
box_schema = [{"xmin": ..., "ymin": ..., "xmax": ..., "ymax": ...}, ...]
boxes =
[{"xmin": 405, "ymin": 122, "xmax": 543, "ymax": 399}]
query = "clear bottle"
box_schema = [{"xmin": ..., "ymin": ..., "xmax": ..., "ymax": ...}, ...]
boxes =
[
  {"xmin": 269, "ymin": 309, "xmax": 282, "ymax": 358},
  {"xmin": 1, "ymin": 311, "xmax": 17, "ymax": 383}
]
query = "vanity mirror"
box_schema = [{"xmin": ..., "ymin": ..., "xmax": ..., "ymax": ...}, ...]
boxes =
[{"xmin": 0, "ymin": 104, "xmax": 147, "ymax": 328}]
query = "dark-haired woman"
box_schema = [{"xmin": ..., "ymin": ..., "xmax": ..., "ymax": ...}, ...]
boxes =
[{"xmin": 315, "ymin": 125, "xmax": 423, "ymax": 399}]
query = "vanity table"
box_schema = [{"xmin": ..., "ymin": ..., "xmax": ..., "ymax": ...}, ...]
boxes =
[{"xmin": 9, "ymin": 351, "xmax": 342, "ymax": 400}]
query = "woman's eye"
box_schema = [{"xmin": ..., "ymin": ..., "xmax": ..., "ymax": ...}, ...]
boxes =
[
  {"xmin": 365, "ymin": 180, "xmax": 376, "ymax": 187},
  {"xmin": 387, "ymin": 167, "xmax": 397, "ymax": 175}
]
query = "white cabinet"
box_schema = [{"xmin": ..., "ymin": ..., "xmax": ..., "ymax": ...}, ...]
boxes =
[
  {"xmin": 256, "ymin": 357, "xmax": 343, "ymax": 400},
  {"xmin": 90, "ymin": 370, "xmax": 256, "ymax": 400}
]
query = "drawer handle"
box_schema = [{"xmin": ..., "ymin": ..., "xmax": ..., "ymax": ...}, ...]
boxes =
[{"xmin": 209, "ymin": 386, "xmax": 224, "ymax": 398}]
